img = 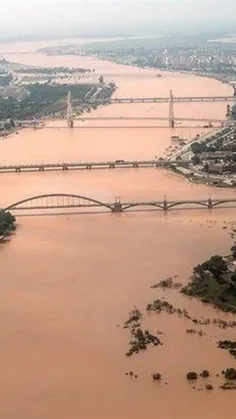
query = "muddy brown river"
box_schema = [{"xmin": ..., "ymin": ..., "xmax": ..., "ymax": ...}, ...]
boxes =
[{"xmin": 0, "ymin": 41, "xmax": 236, "ymax": 419}]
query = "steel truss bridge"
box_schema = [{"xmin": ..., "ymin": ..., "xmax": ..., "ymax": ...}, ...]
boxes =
[
  {"xmin": 0, "ymin": 160, "xmax": 187, "ymax": 173},
  {"xmin": 2, "ymin": 193, "xmax": 236, "ymax": 214}
]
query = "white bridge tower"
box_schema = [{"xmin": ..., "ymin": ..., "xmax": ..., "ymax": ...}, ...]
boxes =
[
  {"xmin": 67, "ymin": 91, "xmax": 74, "ymax": 128},
  {"xmin": 169, "ymin": 89, "xmax": 175, "ymax": 128}
]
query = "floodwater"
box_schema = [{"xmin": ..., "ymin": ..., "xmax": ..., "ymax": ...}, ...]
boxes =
[{"xmin": 0, "ymin": 42, "xmax": 236, "ymax": 419}]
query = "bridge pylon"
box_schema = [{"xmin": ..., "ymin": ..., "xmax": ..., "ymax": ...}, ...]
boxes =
[
  {"xmin": 169, "ymin": 90, "xmax": 175, "ymax": 128},
  {"xmin": 67, "ymin": 91, "xmax": 74, "ymax": 128},
  {"xmin": 208, "ymin": 196, "xmax": 213, "ymax": 209}
]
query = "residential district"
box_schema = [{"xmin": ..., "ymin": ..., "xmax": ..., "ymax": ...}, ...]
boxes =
[{"xmin": 168, "ymin": 123, "xmax": 236, "ymax": 187}]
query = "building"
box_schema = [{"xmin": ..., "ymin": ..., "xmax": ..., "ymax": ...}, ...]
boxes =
[{"xmin": 207, "ymin": 163, "xmax": 224, "ymax": 175}]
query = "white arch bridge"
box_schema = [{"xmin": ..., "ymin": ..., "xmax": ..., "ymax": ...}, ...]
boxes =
[{"xmin": 2, "ymin": 193, "xmax": 236, "ymax": 214}]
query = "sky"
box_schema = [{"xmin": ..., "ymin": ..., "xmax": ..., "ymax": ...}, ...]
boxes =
[{"xmin": 1, "ymin": 0, "xmax": 236, "ymax": 39}]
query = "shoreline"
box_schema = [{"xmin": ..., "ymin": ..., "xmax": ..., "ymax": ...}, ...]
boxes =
[{"xmin": 74, "ymin": 51, "xmax": 235, "ymax": 93}]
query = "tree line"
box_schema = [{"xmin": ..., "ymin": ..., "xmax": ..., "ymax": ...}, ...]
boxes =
[{"xmin": 0, "ymin": 83, "xmax": 99, "ymax": 120}]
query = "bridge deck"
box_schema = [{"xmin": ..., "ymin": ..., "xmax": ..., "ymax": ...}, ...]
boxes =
[
  {"xmin": 1, "ymin": 116, "xmax": 227, "ymax": 125},
  {"xmin": 76, "ymin": 96, "xmax": 236, "ymax": 104},
  {"xmin": 0, "ymin": 160, "xmax": 180, "ymax": 173},
  {"xmin": 74, "ymin": 117, "xmax": 225, "ymax": 122}
]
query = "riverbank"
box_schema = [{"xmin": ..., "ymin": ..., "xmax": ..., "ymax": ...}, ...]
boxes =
[
  {"xmin": 43, "ymin": 42, "xmax": 235, "ymax": 95},
  {"xmin": 167, "ymin": 123, "xmax": 236, "ymax": 188},
  {"xmin": 170, "ymin": 164, "xmax": 236, "ymax": 188}
]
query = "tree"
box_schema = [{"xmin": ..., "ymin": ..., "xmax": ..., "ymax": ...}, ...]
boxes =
[
  {"xmin": 9, "ymin": 118, "xmax": 15, "ymax": 128},
  {"xmin": 201, "ymin": 255, "xmax": 227, "ymax": 279},
  {"xmin": 231, "ymin": 245, "xmax": 236, "ymax": 259},
  {"xmin": 109, "ymin": 82, "xmax": 116, "ymax": 89},
  {"xmin": 232, "ymin": 104, "xmax": 236, "ymax": 120},
  {"xmin": 4, "ymin": 122, "xmax": 10, "ymax": 130},
  {"xmin": 191, "ymin": 142, "xmax": 202, "ymax": 154},
  {"xmin": 204, "ymin": 163, "xmax": 209, "ymax": 172},
  {"xmin": 191, "ymin": 155, "xmax": 201, "ymax": 165},
  {"xmin": 231, "ymin": 271, "xmax": 236, "ymax": 283}
]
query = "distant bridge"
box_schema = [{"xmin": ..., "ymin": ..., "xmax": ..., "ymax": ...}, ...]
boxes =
[
  {"xmin": 72, "ymin": 90, "xmax": 235, "ymax": 128},
  {"xmin": 0, "ymin": 160, "xmax": 187, "ymax": 173},
  {"xmin": 2, "ymin": 90, "xmax": 234, "ymax": 130},
  {"xmin": 32, "ymin": 125, "xmax": 221, "ymax": 130},
  {"xmin": 1, "ymin": 116, "xmax": 227, "ymax": 125},
  {"xmin": 73, "ymin": 116, "xmax": 226, "ymax": 123},
  {"xmin": 76, "ymin": 95, "xmax": 236, "ymax": 105},
  {"xmin": 2, "ymin": 193, "xmax": 236, "ymax": 214}
]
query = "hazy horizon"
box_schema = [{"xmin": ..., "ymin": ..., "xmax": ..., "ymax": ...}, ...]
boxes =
[{"xmin": 1, "ymin": 0, "xmax": 236, "ymax": 41}]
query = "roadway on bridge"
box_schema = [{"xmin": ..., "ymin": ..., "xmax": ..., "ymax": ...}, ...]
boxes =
[
  {"xmin": 27, "ymin": 125, "xmax": 224, "ymax": 130},
  {"xmin": 73, "ymin": 117, "xmax": 226, "ymax": 123},
  {"xmin": 0, "ymin": 160, "xmax": 182, "ymax": 173},
  {"xmin": 75, "ymin": 95, "xmax": 236, "ymax": 104}
]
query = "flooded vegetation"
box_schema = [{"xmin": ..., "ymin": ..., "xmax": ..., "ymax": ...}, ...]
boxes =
[
  {"xmin": 0, "ymin": 211, "xmax": 16, "ymax": 239},
  {"xmin": 182, "ymin": 252, "xmax": 236, "ymax": 312},
  {"xmin": 124, "ymin": 308, "xmax": 161, "ymax": 356}
]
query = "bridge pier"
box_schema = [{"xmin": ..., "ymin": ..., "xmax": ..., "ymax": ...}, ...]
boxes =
[
  {"xmin": 67, "ymin": 91, "xmax": 74, "ymax": 128},
  {"xmin": 163, "ymin": 198, "xmax": 168, "ymax": 211},
  {"xmin": 112, "ymin": 202, "xmax": 123, "ymax": 212},
  {"xmin": 68, "ymin": 120, "xmax": 74, "ymax": 128},
  {"xmin": 208, "ymin": 197, "xmax": 213, "ymax": 209}
]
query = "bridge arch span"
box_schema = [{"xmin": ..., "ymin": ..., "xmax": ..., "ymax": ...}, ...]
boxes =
[
  {"xmin": 2, "ymin": 193, "xmax": 113, "ymax": 212},
  {"xmin": 122, "ymin": 202, "xmax": 164, "ymax": 211},
  {"xmin": 212, "ymin": 199, "xmax": 236, "ymax": 208},
  {"xmin": 167, "ymin": 200, "xmax": 209, "ymax": 210}
]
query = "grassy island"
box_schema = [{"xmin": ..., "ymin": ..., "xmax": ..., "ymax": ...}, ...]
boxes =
[
  {"xmin": 0, "ymin": 83, "xmax": 113, "ymax": 121},
  {"xmin": 181, "ymin": 252, "xmax": 236, "ymax": 313}
]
